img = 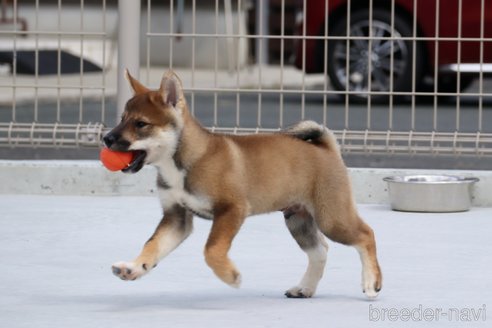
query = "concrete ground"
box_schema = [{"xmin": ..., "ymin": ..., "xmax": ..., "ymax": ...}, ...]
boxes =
[{"xmin": 1, "ymin": 195, "xmax": 490, "ymax": 328}]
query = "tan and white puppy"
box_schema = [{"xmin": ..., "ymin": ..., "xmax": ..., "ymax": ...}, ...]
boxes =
[{"xmin": 103, "ymin": 70, "xmax": 382, "ymax": 299}]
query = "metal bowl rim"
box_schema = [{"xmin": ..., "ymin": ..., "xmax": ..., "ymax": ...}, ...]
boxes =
[{"xmin": 383, "ymin": 175, "xmax": 479, "ymax": 185}]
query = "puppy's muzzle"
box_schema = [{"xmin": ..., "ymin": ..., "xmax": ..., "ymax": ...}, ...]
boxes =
[
  {"xmin": 103, "ymin": 133, "xmax": 117, "ymax": 148},
  {"xmin": 102, "ymin": 130, "xmax": 147, "ymax": 174},
  {"xmin": 103, "ymin": 131, "xmax": 130, "ymax": 151}
]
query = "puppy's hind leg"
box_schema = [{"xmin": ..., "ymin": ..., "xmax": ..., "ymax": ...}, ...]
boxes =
[
  {"xmin": 314, "ymin": 205, "xmax": 382, "ymax": 299},
  {"xmin": 112, "ymin": 204, "xmax": 193, "ymax": 281},
  {"xmin": 283, "ymin": 206, "xmax": 328, "ymax": 298},
  {"xmin": 352, "ymin": 221, "xmax": 382, "ymax": 299}
]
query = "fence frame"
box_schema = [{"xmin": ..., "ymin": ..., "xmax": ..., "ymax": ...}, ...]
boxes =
[{"xmin": 0, "ymin": 0, "xmax": 491, "ymax": 158}]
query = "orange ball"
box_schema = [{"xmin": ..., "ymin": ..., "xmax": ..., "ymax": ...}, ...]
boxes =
[{"xmin": 100, "ymin": 147, "xmax": 135, "ymax": 171}]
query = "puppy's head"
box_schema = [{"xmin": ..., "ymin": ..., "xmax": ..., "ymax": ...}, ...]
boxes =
[{"xmin": 103, "ymin": 70, "xmax": 186, "ymax": 173}]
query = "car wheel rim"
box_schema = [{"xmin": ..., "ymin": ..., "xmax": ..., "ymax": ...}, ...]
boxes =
[{"xmin": 332, "ymin": 20, "xmax": 408, "ymax": 97}]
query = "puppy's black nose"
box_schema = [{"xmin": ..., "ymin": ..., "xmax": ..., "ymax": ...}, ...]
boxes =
[{"xmin": 103, "ymin": 133, "xmax": 116, "ymax": 148}]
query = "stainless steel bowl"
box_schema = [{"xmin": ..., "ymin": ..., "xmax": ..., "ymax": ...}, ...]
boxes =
[{"xmin": 383, "ymin": 175, "xmax": 479, "ymax": 212}]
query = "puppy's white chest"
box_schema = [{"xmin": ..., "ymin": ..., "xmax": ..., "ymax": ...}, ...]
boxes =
[{"xmin": 156, "ymin": 163, "xmax": 213, "ymax": 219}]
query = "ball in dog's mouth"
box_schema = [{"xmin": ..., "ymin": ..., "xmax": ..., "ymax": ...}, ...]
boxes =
[{"xmin": 122, "ymin": 150, "xmax": 147, "ymax": 173}]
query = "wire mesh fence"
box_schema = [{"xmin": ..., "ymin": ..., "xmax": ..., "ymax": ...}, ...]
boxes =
[
  {"xmin": 0, "ymin": 0, "xmax": 112, "ymax": 148},
  {"xmin": 1, "ymin": 0, "xmax": 491, "ymax": 159}
]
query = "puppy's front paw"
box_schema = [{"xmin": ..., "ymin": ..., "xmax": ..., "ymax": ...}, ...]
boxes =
[
  {"xmin": 214, "ymin": 267, "xmax": 242, "ymax": 288},
  {"xmin": 111, "ymin": 261, "xmax": 147, "ymax": 281},
  {"xmin": 227, "ymin": 270, "xmax": 242, "ymax": 289},
  {"xmin": 285, "ymin": 286, "xmax": 315, "ymax": 298}
]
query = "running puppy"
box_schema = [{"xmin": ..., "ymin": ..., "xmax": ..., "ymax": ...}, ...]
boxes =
[{"xmin": 104, "ymin": 70, "xmax": 382, "ymax": 298}]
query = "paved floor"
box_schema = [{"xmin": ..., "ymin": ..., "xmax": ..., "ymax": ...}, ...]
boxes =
[{"xmin": 1, "ymin": 195, "xmax": 491, "ymax": 327}]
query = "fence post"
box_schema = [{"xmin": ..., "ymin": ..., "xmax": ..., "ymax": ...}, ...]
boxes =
[
  {"xmin": 255, "ymin": 0, "xmax": 269, "ymax": 65},
  {"xmin": 116, "ymin": 0, "xmax": 141, "ymax": 124}
]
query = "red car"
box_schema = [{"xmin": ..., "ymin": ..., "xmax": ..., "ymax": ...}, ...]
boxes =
[{"xmin": 295, "ymin": 0, "xmax": 492, "ymax": 102}]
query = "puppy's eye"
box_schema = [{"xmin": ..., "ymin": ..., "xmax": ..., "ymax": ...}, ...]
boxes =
[{"xmin": 135, "ymin": 121, "xmax": 149, "ymax": 128}]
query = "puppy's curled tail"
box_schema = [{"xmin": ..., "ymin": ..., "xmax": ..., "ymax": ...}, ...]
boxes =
[{"xmin": 283, "ymin": 120, "xmax": 339, "ymax": 152}]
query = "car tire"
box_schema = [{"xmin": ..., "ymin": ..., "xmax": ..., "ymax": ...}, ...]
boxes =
[
  {"xmin": 436, "ymin": 75, "xmax": 474, "ymax": 94},
  {"xmin": 326, "ymin": 9, "xmax": 424, "ymax": 103},
  {"xmin": 419, "ymin": 75, "xmax": 474, "ymax": 102}
]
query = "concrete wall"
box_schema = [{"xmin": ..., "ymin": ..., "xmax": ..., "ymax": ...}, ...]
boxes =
[{"xmin": 1, "ymin": 160, "xmax": 490, "ymax": 207}]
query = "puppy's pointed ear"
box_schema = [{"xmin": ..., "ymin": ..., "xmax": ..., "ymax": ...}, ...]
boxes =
[
  {"xmin": 125, "ymin": 69, "xmax": 150, "ymax": 95},
  {"xmin": 159, "ymin": 70, "xmax": 183, "ymax": 108}
]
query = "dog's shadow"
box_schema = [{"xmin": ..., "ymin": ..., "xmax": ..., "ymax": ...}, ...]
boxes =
[
  {"xmin": 46, "ymin": 291, "xmax": 236, "ymax": 312},
  {"xmin": 41, "ymin": 290, "xmax": 369, "ymax": 313}
]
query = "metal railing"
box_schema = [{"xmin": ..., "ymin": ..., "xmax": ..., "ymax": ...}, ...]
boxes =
[
  {"xmin": 0, "ymin": 0, "xmax": 491, "ymax": 158},
  {"xmin": 0, "ymin": 0, "xmax": 111, "ymax": 148}
]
